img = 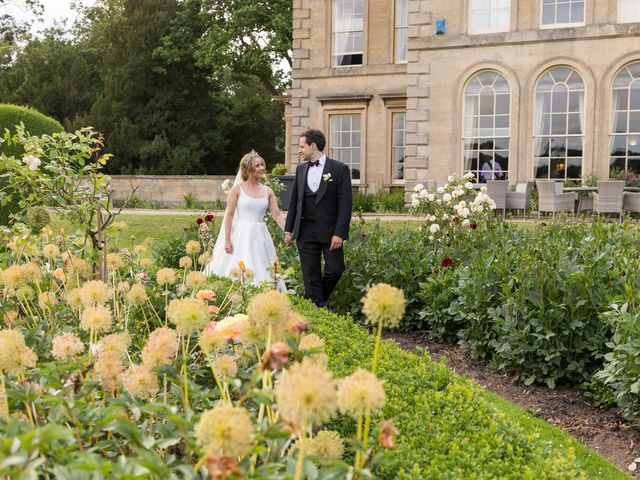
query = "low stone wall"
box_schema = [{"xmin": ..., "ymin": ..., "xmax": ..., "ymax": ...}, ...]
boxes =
[{"xmin": 108, "ymin": 175, "xmax": 235, "ymax": 207}]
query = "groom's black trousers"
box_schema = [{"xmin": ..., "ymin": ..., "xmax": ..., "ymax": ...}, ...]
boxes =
[{"xmin": 296, "ymin": 219, "xmax": 345, "ymax": 307}]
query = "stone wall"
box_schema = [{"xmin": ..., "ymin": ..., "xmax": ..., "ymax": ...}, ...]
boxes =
[{"xmin": 108, "ymin": 175, "xmax": 235, "ymax": 207}]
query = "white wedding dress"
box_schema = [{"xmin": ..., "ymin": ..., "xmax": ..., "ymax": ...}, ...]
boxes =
[{"xmin": 205, "ymin": 184, "xmax": 285, "ymax": 291}]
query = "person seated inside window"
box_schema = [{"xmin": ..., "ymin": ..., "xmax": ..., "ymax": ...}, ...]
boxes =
[{"xmin": 481, "ymin": 159, "xmax": 504, "ymax": 181}]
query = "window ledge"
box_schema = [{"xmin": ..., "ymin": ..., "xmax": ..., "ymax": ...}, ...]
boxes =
[{"xmin": 317, "ymin": 94, "xmax": 373, "ymax": 105}]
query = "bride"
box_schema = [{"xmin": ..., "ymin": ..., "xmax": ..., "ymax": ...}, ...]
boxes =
[{"xmin": 205, "ymin": 150, "xmax": 286, "ymax": 290}]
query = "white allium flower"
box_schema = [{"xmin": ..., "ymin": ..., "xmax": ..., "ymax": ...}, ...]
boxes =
[
  {"xmin": 429, "ymin": 223, "xmax": 440, "ymax": 233},
  {"xmin": 442, "ymin": 193, "xmax": 452, "ymax": 202},
  {"xmin": 413, "ymin": 183, "xmax": 424, "ymax": 192}
]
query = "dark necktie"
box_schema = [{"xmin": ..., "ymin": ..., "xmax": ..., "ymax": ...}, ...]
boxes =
[{"xmin": 308, "ymin": 159, "xmax": 319, "ymax": 167}]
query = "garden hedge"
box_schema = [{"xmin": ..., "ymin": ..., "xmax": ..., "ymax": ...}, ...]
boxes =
[
  {"xmin": 296, "ymin": 299, "xmax": 629, "ymax": 480},
  {"xmin": 0, "ymin": 103, "xmax": 65, "ymax": 224}
]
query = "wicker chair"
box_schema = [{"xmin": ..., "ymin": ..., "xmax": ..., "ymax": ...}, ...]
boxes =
[
  {"xmin": 592, "ymin": 180, "xmax": 625, "ymax": 220},
  {"xmin": 506, "ymin": 181, "xmax": 533, "ymax": 218},
  {"xmin": 536, "ymin": 181, "xmax": 577, "ymax": 219},
  {"xmin": 623, "ymin": 191, "xmax": 640, "ymax": 213},
  {"xmin": 486, "ymin": 180, "xmax": 508, "ymax": 217}
]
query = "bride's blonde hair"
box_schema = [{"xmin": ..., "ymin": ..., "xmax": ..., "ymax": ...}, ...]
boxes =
[{"xmin": 239, "ymin": 150, "xmax": 264, "ymax": 181}]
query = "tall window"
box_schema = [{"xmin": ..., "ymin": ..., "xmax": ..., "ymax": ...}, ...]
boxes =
[
  {"xmin": 533, "ymin": 67, "xmax": 585, "ymax": 180},
  {"xmin": 330, "ymin": 114, "xmax": 361, "ymax": 179},
  {"xmin": 469, "ymin": 0, "xmax": 511, "ymax": 34},
  {"xmin": 618, "ymin": 0, "xmax": 640, "ymax": 23},
  {"xmin": 610, "ymin": 62, "xmax": 640, "ymax": 178},
  {"xmin": 392, "ymin": 112, "xmax": 406, "ymax": 180},
  {"xmin": 541, "ymin": 0, "xmax": 584, "ymax": 26},
  {"xmin": 395, "ymin": 0, "xmax": 408, "ymax": 62},
  {"xmin": 332, "ymin": 0, "xmax": 364, "ymax": 67},
  {"xmin": 462, "ymin": 71, "xmax": 510, "ymax": 183}
]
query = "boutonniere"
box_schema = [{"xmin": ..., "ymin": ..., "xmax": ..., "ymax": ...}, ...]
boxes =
[{"xmin": 323, "ymin": 173, "xmax": 332, "ymax": 182}]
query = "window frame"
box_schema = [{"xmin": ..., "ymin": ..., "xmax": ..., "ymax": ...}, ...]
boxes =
[
  {"xmin": 617, "ymin": 0, "xmax": 640, "ymax": 24},
  {"xmin": 394, "ymin": 0, "xmax": 408, "ymax": 63},
  {"xmin": 331, "ymin": 0, "xmax": 365, "ymax": 68},
  {"xmin": 326, "ymin": 109, "xmax": 366, "ymax": 184},
  {"xmin": 539, "ymin": 0, "xmax": 586, "ymax": 29},
  {"xmin": 468, "ymin": 0, "xmax": 511, "ymax": 35},
  {"xmin": 390, "ymin": 109, "xmax": 406, "ymax": 184},
  {"xmin": 461, "ymin": 70, "xmax": 511, "ymax": 184},
  {"xmin": 609, "ymin": 61, "xmax": 640, "ymax": 179}
]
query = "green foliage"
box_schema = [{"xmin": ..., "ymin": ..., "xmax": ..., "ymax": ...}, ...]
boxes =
[
  {"xmin": 351, "ymin": 189, "xmax": 407, "ymax": 214},
  {"xmin": 0, "ymin": 104, "xmax": 64, "ymax": 225},
  {"xmin": 297, "ymin": 300, "xmax": 601, "ymax": 479},
  {"xmin": 271, "ymin": 163, "xmax": 288, "ymax": 175}
]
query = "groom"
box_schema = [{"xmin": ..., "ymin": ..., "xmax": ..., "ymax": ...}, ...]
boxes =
[{"xmin": 284, "ymin": 129, "xmax": 352, "ymax": 307}]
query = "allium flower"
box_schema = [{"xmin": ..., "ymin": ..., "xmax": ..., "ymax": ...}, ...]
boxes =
[
  {"xmin": 186, "ymin": 271, "xmax": 207, "ymax": 290},
  {"xmin": 42, "ymin": 244, "xmax": 60, "ymax": 259},
  {"xmin": 247, "ymin": 290, "xmax": 290, "ymax": 337},
  {"xmin": 80, "ymin": 305, "xmax": 113, "ymax": 333},
  {"xmin": 198, "ymin": 252, "xmax": 211, "ymax": 265},
  {"xmin": 185, "ymin": 240, "xmax": 202, "ymax": 256},
  {"xmin": 361, "ymin": 283, "xmax": 406, "ymax": 329},
  {"xmin": 97, "ymin": 332, "xmax": 131, "ymax": 357},
  {"xmin": 133, "ymin": 244, "xmax": 147, "ymax": 256},
  {"xmin": 179, "ymin": 256, "xmax": 193, "ymax": 269},
  {"xmin": 275, "ymin": 358, "xmax": 337, "ymax": 426},
  {"xmin": 167, "ymin": 298, "xmax": 210, "ymax": 335},
  {"xmin": 38, "ymin": 291, "xmax": 57, "ymax": 310},
  {"xmin": 16, "ymin": 286, "xmax": 35, "ymax": 301},
  {"xmin": 3, "ymin": 311, "xmax": 19, "ymax": 326},
  {"xmin": 0, "ymin": 329, "xmax": 37, "ymax": 373},
  {"xmin": 127, "ymin": 284, "xmax": 148, "ymax": 305},
  {"xmin": 80, "ymin": 280, "xmax": 111, "ymax": 307},
  {"xmin": 307, "ymin": 430, "xmax": 344, "ymax": 461},
  {"xmin": 2, "ymin": 265, "xmax": 28, "ymax": 289},
  {"xmin": 65, "ymin": 256, "xmax": 91, "ymax": 276},
  {"xmin": 112, "ymin": 221, "xmax": 128, "ymax": 233},
  {"xmin": 214, "ymin": 314, "xmax": 248, "ymax": 342},
  {"xmin": 51, "ymin": 332, "xmax": 85, "ymax": 361},
  {"xmin": 211, "ymin": 355, "xmax": 238, "ymax": 380},
  {"xmin": 156, "ymin": 268, "xmax": 177, "ymax": 285},
  {"xmin": 142, "ymin": 327, "xmax": 178, "ymax": 367},
  {"xmin": 199, "ymin": 323, "xmax": 227, "ymax": 353},
  {"xmin": 120, "ymin": 364, "xmax": 158, "ymax": 399},
  {"xmin": 140, "ymin": 258, "xmax": 153, "ymax": 270},
  {"xmin": 299, "ymin": 334, "xmax": 328, "ymax": 367},
  {"xmin": 195, "ymin": 289, "xmax": 216, "ymax": 302},
  {"xmin": 65, "ymin": 288, "xmax": 83, "ymax": 310},
  {"xmin": 195, "ymin": 405, "xmax": 255, "ymax": 458},
  {"xmin": 337, "ymin": 369, "xmax": 386, "ymax": 419},
  {"xmin": 228, "ymin": 267, "xmax": 242, "ymax": 280},
  {"xmin": 117, "ymin": 281, "xmax": 130, "ymax": 292},
  {"xmin": 94, "ymin": 350, "xmax": 124, "ymax": 395},
  {"xmin": 106, "ymin": 253, "xmax": 125, "ymax": 270}
]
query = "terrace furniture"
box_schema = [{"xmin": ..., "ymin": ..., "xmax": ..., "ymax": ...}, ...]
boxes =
[
  {"xmin": 536, "ymin": 180, "xmax": 577, "ymax": 219},
  {"xmin": 506, "ymin": 181, "xmax": 533, "ymax": 218},
  {"xmin": 486, "ymin": 180, "xmax": 508, "ymax": 217},
  {"xmin": 592, "ymin": 180, "xmax": 625, "ymax": 221},
  {"xmin": 623, "ymin": 191, "xmax": 640, "ymax": 213}
]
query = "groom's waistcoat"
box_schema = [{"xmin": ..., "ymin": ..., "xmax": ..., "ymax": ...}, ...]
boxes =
[{"xmin": 301, "ymin": 181, "xmax": 317, "ymax": 222}]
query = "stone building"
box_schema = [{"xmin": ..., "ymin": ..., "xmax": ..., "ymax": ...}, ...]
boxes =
[{"xmin": 286, "ymin": 0, "xmax": 640, "ymax": 194}]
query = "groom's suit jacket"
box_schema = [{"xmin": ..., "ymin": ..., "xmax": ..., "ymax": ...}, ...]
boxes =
[{"xmin": 285, "ymin": 157, "xmax": 352, "ymax": 243}]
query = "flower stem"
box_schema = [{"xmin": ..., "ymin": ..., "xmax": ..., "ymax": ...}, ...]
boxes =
[
  {"xmin": 371, "ymin": 319, "xmax": 383, "ymax": 375},
  {"xmin": 293, "ymin": 419, "xmax": 307, "ymax": 480}
]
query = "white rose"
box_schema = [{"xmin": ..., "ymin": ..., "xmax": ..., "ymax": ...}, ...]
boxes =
[
  {"xmin": 437, "ymin": 187, "xmax": 444, "ymax": 194},
  {"xmin": 419, "ymin": 189, "xmax": 430, "ymax": 198},
  {"xmin": 458, "ymin": 200, "xmax": 467, "ymax": 208},
  {"xmin": 461, "ymin": 207, "xmax": 470, "ymax": 217},
  {"xmin": 476, "ymin": 204, "xmax": 484, "ymax": 212},
  {"xmin": 428, "ymin": 235, "xmax": 434, "ymax": 241},
  {"xmin": 480, "ymin": 186, "xmax": 488, "ymax": 193},
  {"xmin": 436, "ymin": 199, "xmax": 442, "ymax": 204},
  {"xmin": 463, "ymin": 172, "xmax": 474, "ymax": 180},
  {"xmin": 442, "ymin": 213, "xmax": 450, "ymax": 220},
  {"xmin": 465, "ymin": 182, "xmax": 474, "ymax": 189},
  {"xmin": 448, "ymin": 175, "xmax": 455, "ymax": 183},
  {"xmin": 427, "ymin": 193, "xmax": 435, "ymax": 202},
  {"xmin": 411, "ymin": 199, "xmax": 420, "ymax": 208},
  {"xmin": 414, "ymin": 183, "xmax": 424, "ymax": 192},
  {"xmin": 442, "ymin": 193, "xmax": 452, "ymax": 202},
  {"xmin": 462, "ymin": 219, "xmax": 470, "ymax": 226},
  {"xmin": 23, "ymin": 154, "xmax": 41, "ymax": 171},
  {"xmin": 429, "ymin": 215, "xmax": 436, "ymax": 222},
  {"xmin": 429, "ymin": 223, "xmax": 440, "ymax": 233},
  {"xmin": 411, "ymin": 193, "xmax": 418, "ymax": 201}
]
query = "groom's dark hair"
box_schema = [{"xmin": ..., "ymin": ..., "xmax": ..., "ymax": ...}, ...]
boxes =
[{"xmin": 300, "ymin": 129, "xmax": 326, "ymax": 152}]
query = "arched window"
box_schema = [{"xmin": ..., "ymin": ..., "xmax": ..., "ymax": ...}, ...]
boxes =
[
  {"xmin": 533, "ymin": 67, "xmax": 584, "ymax": 180},
  {"xmin": 610, "ymin": 62, "xmax": 640, "ymax": 178},
  {"xmin": 462, "ymin": 71, "xmax": 510, "ymax": 183}
]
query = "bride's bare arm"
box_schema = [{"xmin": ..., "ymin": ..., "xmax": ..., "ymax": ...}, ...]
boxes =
[
  {"xmin": 267, "ymin": 187, "xmax": 286, "ymax": 230},
  {"xmin": 224, "ymin": 186, "xmax": 240, "ymax": 253}
]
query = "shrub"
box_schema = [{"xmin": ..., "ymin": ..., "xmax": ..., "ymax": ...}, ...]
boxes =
[
  {"xmin": 297, "ymin": 300, "xmax": 596, "ymax": 479},
  {"xmin": 0, "ymin": 104, "xmax": 65, "ymax": 225}
]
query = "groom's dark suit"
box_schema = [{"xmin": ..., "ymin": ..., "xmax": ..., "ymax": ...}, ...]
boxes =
[{"xmin": 285, "ymin": 157, "xmax": 352, "ymax": 306}]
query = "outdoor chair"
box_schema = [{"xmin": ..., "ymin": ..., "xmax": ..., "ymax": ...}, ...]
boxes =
[
  {"xmin": 623, "ymin": 191, "xmax": 640, "ymax": 213},
  {"xmin": 592, "ymin": 180, "xmax": 624, "ymax": 221},
  {"xmin": 506, "ymin": 181, "xmax": 533, "ymax": 219},
  {"xmin": 485, "ymin": 180, "xmax": 508, "ymax": 217},
  {"xmin": 536, "ymin": 181, "xmax": 577, "ymax": 220}
]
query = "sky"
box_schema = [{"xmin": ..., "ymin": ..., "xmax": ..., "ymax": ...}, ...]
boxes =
[{"xmin": 2, "ymin": 0, "xmax": 94, "ymax": 35}]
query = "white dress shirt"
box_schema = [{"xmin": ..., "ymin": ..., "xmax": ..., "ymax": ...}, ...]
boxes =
[{"xmin": 306, "ymin": 154, "xmax": 326, "ymax": 193}]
